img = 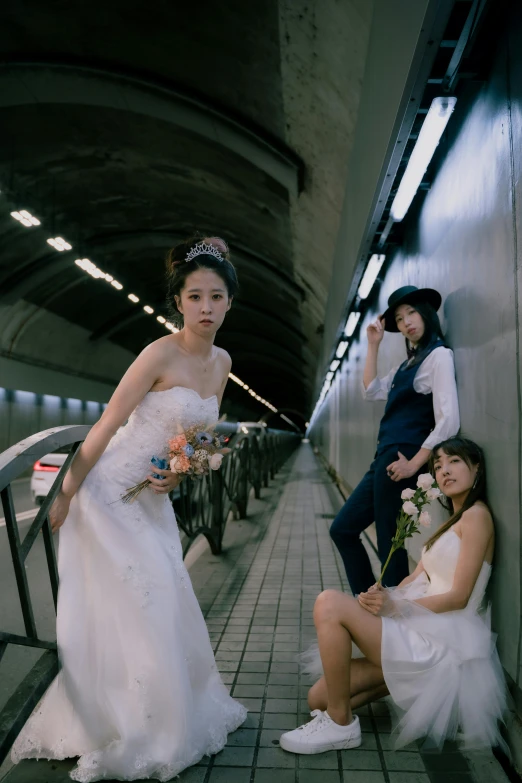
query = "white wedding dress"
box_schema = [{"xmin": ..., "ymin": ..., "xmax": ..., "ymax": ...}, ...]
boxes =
[
  {"xmin": 381, "ymin": 528, "xmax": 506, "ymax": 749},
  {"xmin": 11, "ymin": 386, "xmax": 247, "ymax": 781}
]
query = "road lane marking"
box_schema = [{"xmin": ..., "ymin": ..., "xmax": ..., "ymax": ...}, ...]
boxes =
[{"xmin": 0, "ymin": 508, "xmax": 38, "ymax": 527}]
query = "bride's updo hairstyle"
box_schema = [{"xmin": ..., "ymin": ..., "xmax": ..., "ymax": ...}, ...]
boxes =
[
  {"xmin": 425, "ymin": 436, "xmax": 491, "ymax": 551},
  {"xmin": 166, "ymin": 234, "xmax": 239, "ymax": 327}
]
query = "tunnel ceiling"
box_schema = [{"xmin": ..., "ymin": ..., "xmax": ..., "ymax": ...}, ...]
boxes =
[{"xmin": 0, "ymin": 0, "xmax": 373, "ymax": 421}]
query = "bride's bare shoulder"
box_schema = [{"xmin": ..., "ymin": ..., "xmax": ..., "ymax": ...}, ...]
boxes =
[
  {"xmin": 215, "ymin": 346, "xmax": 232, "ymax": 370},
  {"xmin": 458, "ymin": 503, "xmax": 493, "ymax": 537},
  {"xmin": 138, "ymin": 335, "xmax": 183, "ymax": 369}
]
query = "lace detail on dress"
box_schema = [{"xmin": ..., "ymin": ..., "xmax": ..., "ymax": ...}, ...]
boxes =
[{"xmin": 119, "ymin": 561, "xmax": 155, "ymax": 607}]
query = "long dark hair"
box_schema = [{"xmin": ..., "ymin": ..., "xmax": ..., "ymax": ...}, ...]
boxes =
[
  {"xmin": 404, "ymin": 301, "xmax": 446, "ymax": 364},
  {"xmin": 424, "ymin": 436, "xmax": 491, "ymax": 551},
  {"xmin": 165, "ymin": 233, "xmax": 239, "ymax": 327}
]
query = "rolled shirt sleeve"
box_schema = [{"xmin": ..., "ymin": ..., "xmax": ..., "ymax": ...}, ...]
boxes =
[
  {"xmin": 420, "ymin": 348, "xmax": 460, "ymax": 450},
  {"xmin": 361, "ymin": 367, "xmax": 398, "ymax": 401}
]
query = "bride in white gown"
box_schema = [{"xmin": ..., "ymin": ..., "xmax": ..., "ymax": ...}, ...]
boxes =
[
  {"xmin": 279, "ymin": 436, "xmax": 506, "ymax": 755},
  {"xmin": 11, "ymin": 236, "xmax": 247, "ymax": 781}
]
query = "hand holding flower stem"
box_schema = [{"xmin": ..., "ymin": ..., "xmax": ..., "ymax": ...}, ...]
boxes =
[{"xmin": 377, "ymin": 473, "xmax": 442, "ymax": 586}]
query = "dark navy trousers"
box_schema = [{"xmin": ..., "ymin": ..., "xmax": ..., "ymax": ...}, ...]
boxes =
[{"xmin": 330, "ymin": 444, "xmax": 421, "ymax": 595}]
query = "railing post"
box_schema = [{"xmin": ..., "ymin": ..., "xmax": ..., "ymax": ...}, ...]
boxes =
[
  {"xmin": 236, "ymin": 439, "xmax": 249, "ymax": 519},
  {"xmin": 251, "ymin": 437, "xmax": 261, "ymax": 499},
  {"xmin": 210, "ymin": 469, "xmax": 225, "ymax": 553}
]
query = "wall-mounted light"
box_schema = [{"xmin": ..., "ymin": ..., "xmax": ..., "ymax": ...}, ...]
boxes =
[
  {"xmin": 344, "ymin": 312, "xmax": 361, "ymax": 337},
  {"xmin": 143, "ymin": 305, "xmax": 154, "ymax": 314},
  {"xmin": 336, "ymin": 340, "xmax": 348, "ymax": 359},
  {"xmin": 330, "ymin": 359, "xmax": 340, "ymax": 372},
  {"xmin": 128, "ymin": 294, "xmax": 139, "ymax": 303},
  {"xmin": 390, "ymin": 96, "xmax": 457, "ymax": 222},
  {"xmin": 358, "ymin": 254, "xmax": 385, "ymax": 300}
]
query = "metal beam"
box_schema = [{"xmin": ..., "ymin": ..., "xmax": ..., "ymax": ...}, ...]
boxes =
[{"xmin": 0, "ymin": 61, "xmax": 304, "ymax": 196}]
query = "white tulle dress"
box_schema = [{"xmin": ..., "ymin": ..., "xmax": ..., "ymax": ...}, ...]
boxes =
[
  {"xmin": 381, "ymin": 528, "xmax": 506, "ymax": 749},
  {"xmin": 11, "ymin": 386, "xmax": 247, "ymax": 782},
  {"xmin": 302, "ymin": 527, "xmax": 506, "ymax": 750}
]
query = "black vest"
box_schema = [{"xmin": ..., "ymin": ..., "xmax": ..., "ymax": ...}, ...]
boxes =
[{"xmin": 376, "ymin": 339, "xmax": 444, "ymax": 454}]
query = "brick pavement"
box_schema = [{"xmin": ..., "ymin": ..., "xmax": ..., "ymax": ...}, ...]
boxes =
[{"xmin": 4, "ymin": 444, "xmax": 509, "ymax": 783}]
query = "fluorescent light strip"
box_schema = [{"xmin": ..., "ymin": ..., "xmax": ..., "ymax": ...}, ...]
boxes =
[
  {"xmin": 309, "ymin": 252, "xmax": 388, "ymax": 428},
  {"xmin": 336, "ymin": 340, "xmax": 348, "ymax": 359},
  {"xmin": 11, "ymin": 210, "xmax": 41, "ymax": 227},
  {"xmin": 390, "ymin": 96, "xmax": 457, "ymax": 222},
  {"xmin": 5, "ymin": 195, "xmax": 278, "ymax": 415},
  {"xmin": 344, "ymin": 311, "xmax": 361, "ymax": 337},
  {"xmin": 47, "ymin": 236, "xmax": 72, "ymax": 251},
  {"xmin": 228, "ymin": 373, "xmax": 277, "ymax": 412},
  {"xmin": 358, "ymin": 254, "xmax": 385, "ymax": 300}
]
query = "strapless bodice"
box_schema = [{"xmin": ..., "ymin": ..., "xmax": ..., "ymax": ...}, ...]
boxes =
[{"xmin": 422, "ymin": 529, "xmax": 491, "ymax": 610}]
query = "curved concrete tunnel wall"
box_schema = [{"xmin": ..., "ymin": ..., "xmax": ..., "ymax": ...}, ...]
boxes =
[{"xmin": 310, "ymin": 7, "xmax": 522, "ymax": 721}]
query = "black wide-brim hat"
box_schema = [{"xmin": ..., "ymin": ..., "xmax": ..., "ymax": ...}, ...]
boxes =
[{"xmin": 382, "ymin": 286, "xmax": 442, "ymax": 332}]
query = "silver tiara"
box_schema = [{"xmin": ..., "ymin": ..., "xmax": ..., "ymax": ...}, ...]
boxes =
[{"xmin": 185, "ymin": 241, "xmax": 224, "ymax": 264}]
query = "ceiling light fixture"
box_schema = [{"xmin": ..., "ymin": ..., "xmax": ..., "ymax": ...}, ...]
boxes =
[
  {"xmin": 47, "ymin": 236, "xmax": 72, "ymax": 251},
  {"xmin": 344, "ymin": 312, "xmax": 361, "ymax": 337},
  {"xmin": 11, "ymin": 209, "xmax": 41, "ymax": 227},
  {"xmin": 390, "ymin": 96, "xmax": 457, "ymax": 222},
  {"xmin": 5, "ymin": 195, "xmax": 278, "ymax": 415},
  {"xmin": 336, "ymin": 340, "xmax": 348, "ymax": 359},
  {"xmin": 358, "ymin": 254, "xmax": 386, "ymax": 300}
]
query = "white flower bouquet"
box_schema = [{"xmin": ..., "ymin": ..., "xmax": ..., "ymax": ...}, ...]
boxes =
[{"xmin": 377, "ymin": 473, "xmax": 442, "ymax": 586}]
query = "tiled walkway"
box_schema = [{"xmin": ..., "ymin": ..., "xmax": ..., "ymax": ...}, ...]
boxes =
[{"xmin": 3, "ymin": 445, "xmax": 509, "ymax": 783}]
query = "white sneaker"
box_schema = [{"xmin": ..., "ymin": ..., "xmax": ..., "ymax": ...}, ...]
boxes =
[{"xmin": 279, "ymin": 710, "xmax": 362, "ymax": 754}]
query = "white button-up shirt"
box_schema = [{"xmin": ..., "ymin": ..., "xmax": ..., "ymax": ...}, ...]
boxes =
[{"xmin": 363, "ymin": 346, "xmax": 460, "ymax": 451}]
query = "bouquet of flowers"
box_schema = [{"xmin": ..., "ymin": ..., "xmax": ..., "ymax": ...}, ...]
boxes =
[
  {"xmin": 377, "ymin": 473, "xmax": 442, "ymax": 585},
  {"xmin": 120, "ymin": 422, "xmax": 228, "ymax": 504}
]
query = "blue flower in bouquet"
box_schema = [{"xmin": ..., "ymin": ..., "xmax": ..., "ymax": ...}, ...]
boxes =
[
  {"xmin": 150, "ymin": 455, "xmax": 169, "ymax": 480},
  {"xmin": 195, "ymin": 431, "xmax": 213, "ymax": 446},
  {"xmin": 184, "ymin": 444, "xmax": 195, "ymax": 457}
]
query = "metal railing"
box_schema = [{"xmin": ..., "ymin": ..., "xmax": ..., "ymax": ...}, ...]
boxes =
[
  {"xmin": 176, "ymin": 430, "xmax": 300, "ymax": 555},
  {"xmin": 0, "ymin": 425, "xmax": 89, "ymax": 765},
  {"xmin": 0, "ymin": 423, "xmax": 300, "ymax": 764}
]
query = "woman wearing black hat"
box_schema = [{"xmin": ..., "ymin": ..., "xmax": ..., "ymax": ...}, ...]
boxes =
[{"xmin": 330, "ymin": 286, "xmax": 460, "ymax": 595}]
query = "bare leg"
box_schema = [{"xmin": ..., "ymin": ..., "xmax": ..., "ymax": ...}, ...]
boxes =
[
  {"xmin": 308, "ymin": 658, "xmax": 387, "ymax": 712},
  {"xmin": 313, "ymin": 590, "xmax": 384, "ymax": 726}
]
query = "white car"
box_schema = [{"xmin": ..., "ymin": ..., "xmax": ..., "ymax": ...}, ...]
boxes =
[{"xmin": 30, "ymin": 450, "xmax": 69, "ymax": 505}]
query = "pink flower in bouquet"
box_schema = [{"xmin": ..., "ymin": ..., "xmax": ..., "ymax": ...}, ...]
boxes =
[
  {"xmin": 209, "ymin": 453, "xmax": 223, "ymax": 471},
  {"xmin": 170, "ymin": 454, "xmax": 191, "ymax": 473},
  {"xmin": 169, "ymin": 434, "xmax": 188, "ymax": 451}
]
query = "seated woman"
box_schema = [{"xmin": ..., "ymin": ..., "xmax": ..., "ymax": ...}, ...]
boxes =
[{"xmin": 280, "ymin": 436, "xmax": 507, "ymax": 754}]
